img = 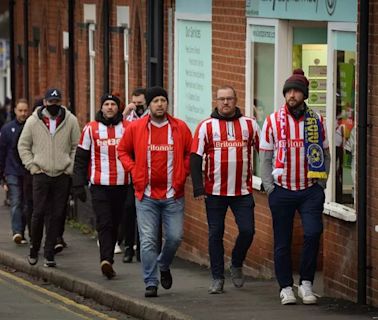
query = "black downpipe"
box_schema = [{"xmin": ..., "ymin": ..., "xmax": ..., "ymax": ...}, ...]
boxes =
[
  {"xmin": 103, "ymin": 0, "xmax": 109, "ymax": 93},
  {"xmin": 23, "ymin": 0, "xmax": 29, "ymax": 101},
  {"xmin": 357, "ymin": 0, "xmax": 369, "ymax": 305},
  {"xmin": 68, "ymin": 0, "xmax": 75, "ymax": 114},
  {"xmin": 8, "ymin": 0, "xmax": 15, "ymax": 105},
  {"xmin": 147, "ymin": 0, "xmax": 163, "ymax": 87}
]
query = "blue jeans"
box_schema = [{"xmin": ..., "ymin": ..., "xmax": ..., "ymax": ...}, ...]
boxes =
[
  {"xmin": 268, "ymin": 184, "xmax": 325, "ymax": 288},
  {"xmin": 135, "ymin": 196, "xmax": 184, "ymax": 287},
  {"xmin": 205, "ymin": 194, "xmax": 255, "ymax": 280},
  {"xmin": 6, "ymin": 175, "xmax": 26, "ymax": 235}
]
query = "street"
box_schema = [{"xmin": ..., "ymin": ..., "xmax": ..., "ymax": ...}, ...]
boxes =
[{"xmin": 0, "ymin": 265, "xmax": 137, "ymax": 320}]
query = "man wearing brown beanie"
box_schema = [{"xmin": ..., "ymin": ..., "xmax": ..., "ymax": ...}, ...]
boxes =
[
  {"xmin": 118, "ymin": 86, "xmax": 192, "ymax": 297},
  {"xmin": 260, "ymin": 69, "xmax": 331, "ymax": 305}
]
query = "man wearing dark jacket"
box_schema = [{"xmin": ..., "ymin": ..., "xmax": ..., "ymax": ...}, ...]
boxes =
[
  {"xmin": 0, "ymin": 99, "xmax": 30, "ymax": 243},
  {"xmin": 72, "ymin": 94, "xmax": 129, "ymax": 279}
]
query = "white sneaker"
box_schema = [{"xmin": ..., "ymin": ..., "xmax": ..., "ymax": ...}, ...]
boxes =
[
  {"xmin": 114, "ymin": 243, "xmax": 122, "ymax": 254},
  {"xmin": 298, "ymin": 280, "xmax": 317, "ymax": 304},
  {"xmin": 280, "ymin": 286, "xmax": 297, "ymax": 305}
]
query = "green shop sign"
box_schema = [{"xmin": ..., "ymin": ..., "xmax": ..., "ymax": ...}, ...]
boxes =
[{"xmin": 246, "ymin": 0, "xmax": 357, "ymax": 22}]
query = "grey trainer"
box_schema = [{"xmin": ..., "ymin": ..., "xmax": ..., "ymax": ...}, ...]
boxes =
[
  {"xmin": 230, "ymin": 265, "xmax": 244, "ymax": 288},
  {"xmin": 208, "ymin": 279, "xmax": 224, "ymax": 294}
]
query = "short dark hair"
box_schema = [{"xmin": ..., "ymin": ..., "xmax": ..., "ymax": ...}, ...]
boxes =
[
  {"xmin": 216, "ymin": 85, "xmax": 237, "ymax": 98},
  {"xmin": 15, "ymin": 98, "xmax": 28, "ymax": 107},
  {"xmin": 132, "ymin": 87, "xmax": 146, "ymax": 97}
]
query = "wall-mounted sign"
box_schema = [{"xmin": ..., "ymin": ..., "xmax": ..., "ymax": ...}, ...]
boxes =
[
  {"xmin": 176, "ymin": 20, "xmax": 212, "ymax": 132},
  {"xmin": 309, "ymin": 65, "xmax": 327, "ymax": 77},
  {"xmin": 250, "ymin": 25, "xmax": 275, "ymax": 44},
  {"xmin": 309, "ymin": 78, "xmax": 327, "ymax": 90},
  {"xmin": 246, "ymin": 0, "xmax": 357, "ymax": 23}
]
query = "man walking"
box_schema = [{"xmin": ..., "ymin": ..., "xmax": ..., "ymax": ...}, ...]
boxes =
[
  {"xmin": 191, "ymin": 85, "xmax": 260, "ymax": 294},
  {"xmin": 0, "ymin": 98, "xmax": 30, "ymax": 244},
  {"xmin": 118, "ymin": 86, "xmax": 192, "ymax": 297},
  {"xmin": 119, "ymin": 87, "xmax": 148, "ymax": 263},
  {"xmin": 260, "ymin": 69, "xmax": 330, "ymax": 305},
  {"xmin": 123, "ymin": 87, "xmax": 149, "ymax": 121},
  {"xmin": 72, "ymin": 94, "xmax": 128, "ymax": 279},
  {"xmin": 18, "ymin": 88, "xmax": 80, "ymax": 267}
]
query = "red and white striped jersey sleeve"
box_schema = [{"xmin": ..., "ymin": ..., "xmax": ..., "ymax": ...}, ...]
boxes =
[
  {"xmin": 78, "ymin": 124, "xmax": 92, "ymax": 151},
  {"xmin": 259, "ymin": 115, "xmax": 275, "ymax": 151}
]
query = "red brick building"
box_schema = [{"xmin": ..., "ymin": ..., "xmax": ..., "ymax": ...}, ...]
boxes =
[{"xmin": 8, "ymin": 0, "xmax": 378, "ymax": 306}]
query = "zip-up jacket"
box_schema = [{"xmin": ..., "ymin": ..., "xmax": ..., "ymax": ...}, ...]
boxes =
[
  {"xmin": 117, "ymin": 113, "xmax": 192, "ymax": 200},
  {"xmin": 18, "ymin": 106, "xmax": 81, "ymax": 177},
  {"xmin": 0, "ymin": 119, "xmax": 27, "ymax": 177}
]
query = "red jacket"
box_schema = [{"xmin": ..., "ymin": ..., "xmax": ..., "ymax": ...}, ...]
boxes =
[{"xmin": 117, "ymin": 114, "xmax": 192, "ymax": 200}]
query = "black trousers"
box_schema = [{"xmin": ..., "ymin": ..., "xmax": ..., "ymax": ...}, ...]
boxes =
[
  {"xmin": 32, "ymin": 173, "xmax": 70, "ymax": 259},
  {"xmin": 118, "ymin": 183, "xmax": 139, "ymax": 252},
  {"xmin": 90, "ymin": 185, "xmax": 128, "ymax": 264}
]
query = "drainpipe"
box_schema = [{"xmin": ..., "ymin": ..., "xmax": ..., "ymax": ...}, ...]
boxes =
[
  {"xmin": 68, "ymin": 0, "xmax": 75, "ymax": 114},
  {"xmin": 103, "ymin": 0, "xmax": 109, "ymax": 93},
  {"xmin": 357, "ymin": 0, "xmax": 369, "ymax": 305},
  {"xmin": 23, "ymin": 0, "xmax": 29, "ymax": 101},
  {"xmin": 8, "ymin": 0, "xmax": 15, "ymax": 104}
]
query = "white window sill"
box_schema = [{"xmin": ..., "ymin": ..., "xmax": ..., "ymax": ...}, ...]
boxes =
[{"xmin": 323, "ymin": 202, "xmax": 356, "ymax": 222}]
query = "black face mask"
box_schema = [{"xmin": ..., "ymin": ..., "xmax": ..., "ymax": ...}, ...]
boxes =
[
  {"xmin": 47, "ymin": 104, "xmax": 61, "ymax": 116},
  {"xmin": 135, "ymin": 105, "xmax": 146, "ymax": 116}
]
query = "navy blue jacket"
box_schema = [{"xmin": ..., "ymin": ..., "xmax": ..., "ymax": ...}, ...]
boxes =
[{"xmin": 0, "ymin": 119, "xmax": 27, "ymax": 177}]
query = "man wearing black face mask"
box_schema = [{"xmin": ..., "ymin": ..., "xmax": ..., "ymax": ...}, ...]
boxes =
[
  {"xmin": 122, "ymin": 87, "xmax": 149, "ymax": 121},
  {"xmin": 119, "ymin": 87, "xmax": 148, "ymax": 262},
  {"xmin": 18, "ymin": 88, "xmax": 80, "ymax": 268}
]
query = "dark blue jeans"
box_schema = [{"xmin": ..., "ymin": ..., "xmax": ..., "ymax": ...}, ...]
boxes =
[
  {"xmin": 268, "ymin": 184, "xmax": 325, "ymax": 289},
  {"xmin": 205, "ymin": 194, "xmax": 255, "ymax": 280}
]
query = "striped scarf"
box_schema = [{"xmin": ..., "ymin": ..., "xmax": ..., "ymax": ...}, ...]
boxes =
[{"xmin": 273, "ymin": 104, "xmax": 327, "ymax": 179}]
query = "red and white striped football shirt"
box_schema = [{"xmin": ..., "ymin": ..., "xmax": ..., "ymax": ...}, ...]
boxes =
[
  {"xmin": 145, "ymin": 120, "xmax": 174, "ymax": 199},
  {"xmin": 191, "ymin": 116, "xmax": 260, "ymax": 196},
  {"xmin": 259, "ymin": 108, "xmax": 329, "ymax": 191},
  {"xmin": 79, "ymin": 120, "xmax": 129, "ymax": 185}
]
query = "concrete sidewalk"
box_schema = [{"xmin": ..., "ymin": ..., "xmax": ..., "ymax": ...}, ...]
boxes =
[{"xmin": 0, "ymin": 192, "xmax": 376, "ymax": 320}]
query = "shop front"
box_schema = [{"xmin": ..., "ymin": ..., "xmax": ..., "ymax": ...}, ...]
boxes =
[{"xmin": 246, "ymin": 0, "xmax": 358, "ymax": 219}]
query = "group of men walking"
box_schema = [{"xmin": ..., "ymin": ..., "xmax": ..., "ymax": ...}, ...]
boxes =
[{"xmin": 0, "ymin": 68, "xmax": 330, "ymax": 305}]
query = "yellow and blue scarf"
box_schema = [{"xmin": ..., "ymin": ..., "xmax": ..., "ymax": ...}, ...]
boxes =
[{"xmin": 273, "ymin": 104, "xmax": 327, "ymax": 179}]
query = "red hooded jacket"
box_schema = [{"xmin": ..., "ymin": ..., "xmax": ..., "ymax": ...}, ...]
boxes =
[{"xmin": 117, "ymin": 114, "xmax": 192, "ymax": 200}]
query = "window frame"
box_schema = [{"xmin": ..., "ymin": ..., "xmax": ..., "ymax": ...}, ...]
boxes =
[{"xmin": 324, "ymin": 22, "xmax": 357, "ymax": 220}]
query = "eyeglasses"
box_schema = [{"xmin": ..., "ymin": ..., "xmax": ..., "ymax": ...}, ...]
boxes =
[{"xmin": 216, "ymin": 97, "xmax": 235, "ymax": 102}]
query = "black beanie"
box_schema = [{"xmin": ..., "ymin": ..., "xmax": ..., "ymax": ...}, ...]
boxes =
[
  {"xmin": 100, "ymin": 93, "xmax": 121, "ymax": 108},
  {"xmin": 282, "ymin": 68, "xmax": 309, "ymax": 99},
  {"xmin": 145, "ymin": 86, "xmax": 168, "ymax": 107}
]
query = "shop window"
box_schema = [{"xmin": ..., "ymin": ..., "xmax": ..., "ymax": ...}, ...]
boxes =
[
  {"xmin": 334, "ymin": 50, "xmax": 356, "ymax": 208},
  {"xmin": 250, "ymin": 25, "xmax": 275, "ymax": 177}
]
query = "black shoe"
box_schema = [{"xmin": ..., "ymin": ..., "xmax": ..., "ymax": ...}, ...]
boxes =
[
  {"xmin": 43, "ymin": 258, "xmax": 56, "ymax": 267},
  {"xmin": 54, "ymin": 243, "xmax": 64, "ymax": 254},
  {"xmin": 145, "ymin": 286, "xmax": 158, "ymax": 297},
  {"xmin": 123, "ymin": 246, "xmax": 134, "ymax": 263},
  {"xmin": 160, "ymin": 269, "xmax": 172, "ymax": 289}
]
